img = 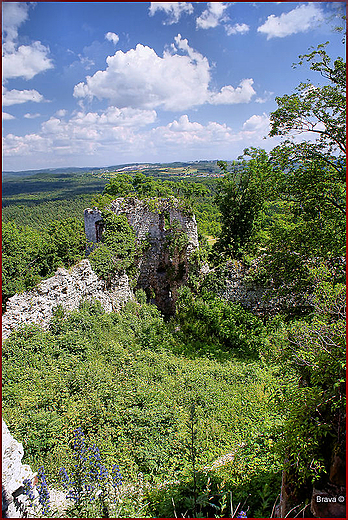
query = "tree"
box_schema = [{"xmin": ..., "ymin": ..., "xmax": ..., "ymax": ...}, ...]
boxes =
[
  {"xmin": 262, "ymin": 42, "xmax": 346, "ymax": 293},
  {"xmin": 2, "ymin": 218, "xmax": 85, "ymax": 310},
  {"xmin": 269, "ymin": 42, "xmax": 346, "ymax": 177},
  {"xmin": 213, "ymin": 151, "xmax": 276, "ymax": 259},
  {"xmin": 102, "ymin": 174, "xmax": 134, "ymax": 197}
]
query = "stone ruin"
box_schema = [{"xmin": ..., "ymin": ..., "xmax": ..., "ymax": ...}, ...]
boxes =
[{"xmin": 84, "ymin": 197, "xmax": 199, "ymax": 315}]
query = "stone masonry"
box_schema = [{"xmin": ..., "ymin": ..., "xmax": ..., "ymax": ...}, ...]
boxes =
[{"xmin": 84, "ymin": 197, "xmax": 199, "ymax": 315}]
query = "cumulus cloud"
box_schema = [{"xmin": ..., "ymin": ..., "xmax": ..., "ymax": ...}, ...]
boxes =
[
  {"xmin": 149, "ymin": 2, "xmax": 193, "ymax": 24},
  {"xmin": 210, "ymin": 79, "xmax": 256, "ymax": 105},
  {"xmin": 3, "ymin": 41, "xmax": 53, "ymax": 80},
  {"xmin": 225, "ymin": 23, "xmax": 249, "ymax": 35},
  {"xmin": 242, "ymin": 113, "xmax": 270, "ymax": 136},
  {"xmin": 151, "ymin": 115, "xmax": 235, "ymax": 148},
  {"xmin": 74, "ymin": 36, "xmax": 256, "ymax": 111},
  {"xmin": 196, "ymin": 2, "xmax": 228, "ymax": 29},
  {"xmin": 2, "ymin": 87, "xmax": 45, "ymax": 106},
  {"xmin": 73, "ymin": 37, "xmax": 211, "ymax": 110},
  {"xmin": 3, "ymin": 133, "xmax": 50, "ymax": 157},
  {"xmin": 257, "ymin": 3, "xmax": 324, "ymax": 39},
  {"xmin": 2, "ymin": 2, "xmax": 31, "ymax": 52},
  {"xmin": 55, "ymin": 109, "xmax": 68, "ymax": 117},
  {"xmin": 2, "ymin": 3, "xmax": 53, "ymax": 81},
  {"xmin": 2, "ymin": 111, "xmax": 279, "ymax": 168},
  {"xmin": 2, "ymin": 112, "xmax": 15, "ymax": 120},
  {"xmin": 105, "ymin": 32, "xmax": 119, "ymax": 45},
  {"xmin": 24, "ymin": 113, "xmax": 41, "ymax": 119}
]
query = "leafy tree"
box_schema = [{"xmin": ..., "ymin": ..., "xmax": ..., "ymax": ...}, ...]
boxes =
[
  {"xmin": 89, "ymin": 210, "xmax": 136, "ymax": 282},
  {"xmin": 259, "ymin": 42, "xmax": 346, "ymax": 294},
  {"xmin": 270, "ymin": 42, "xmax": 346, "ymax": 163},
  {"xmin": 2, "ymin": 218, "xmax": 85, "ymax": 309},
  {"xmin": 213, "ymin": 151, "xmax": 275, "ymax": 259},
  {"xmin": 102, "ymin": 174, "xmax": 134, "ymax": 197}
]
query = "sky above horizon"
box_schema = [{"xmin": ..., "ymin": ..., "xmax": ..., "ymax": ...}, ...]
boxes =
[{"xmin": 2, "ymin": 1, "xmax": 345, "ymax": 171}]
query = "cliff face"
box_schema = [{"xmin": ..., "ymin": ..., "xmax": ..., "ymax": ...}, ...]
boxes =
[
  {"xmin": 2, "ymin": 260, "xmax": 133, "ymax": 340},
  {"xmin": 85, "ymin": 197, "xmax": 199, "ymax": 315}
]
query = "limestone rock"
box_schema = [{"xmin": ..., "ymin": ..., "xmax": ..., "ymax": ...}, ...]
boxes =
[
  {"xmin": 2, "ymin": 260, "xmax": 133, "ymax": 340},
  {"xmin": 2, "ymin": 420, "xmax": 35, "ymax": 518}
]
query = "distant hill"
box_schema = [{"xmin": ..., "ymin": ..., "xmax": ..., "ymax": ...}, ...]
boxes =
[{"xmin": 2, "ymin": 160, "xmax": 223, "ymax": 180}]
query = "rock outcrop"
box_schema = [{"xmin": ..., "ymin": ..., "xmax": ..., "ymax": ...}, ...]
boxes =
[
  {"xmin": 2, "ymin": 260, "xmax": 133, "ymax": 340},
  {"xmin": 85, "ymin": 197, "xmax": 199, "ymax": 315},
  {"xmin": 2, "ymin": 420, "xmax": 35, "ymax": 518}
]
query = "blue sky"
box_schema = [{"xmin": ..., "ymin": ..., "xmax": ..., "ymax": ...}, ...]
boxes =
[{"xmin": 2, "ymin": 1, "xmax": 345, "ymax": 171}]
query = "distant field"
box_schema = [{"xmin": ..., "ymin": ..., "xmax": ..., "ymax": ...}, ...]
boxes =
[{"xmin": 2, "ymin": 164, "xmax": 222, "ymax": 236}]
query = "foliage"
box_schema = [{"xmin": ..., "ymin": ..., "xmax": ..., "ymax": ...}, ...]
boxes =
[
  {"xmin": 173, "ymin": 287, "xmax": 267, "ymax": 360},
  {"xmin": 89, "ymin": 211, "xmax": 136, "ymax": 282},
  {"xmin": 268, "ymin": 268, "xmax": 346, "ymax": 488},
  {"xmin": 3, "ymin": 299, "xmax": 283, "ymax": 517},
  {"xmin": 2, "ymin": 218, "xmax": 85, "ymax": 309},
  {"xmin": 270, "ymin": 42, "xmax": 346, "ymax": 158},
  {"xmin": 214, "ymin": 43, "xmax": 346, "ymax": 303},
  {"xmin": 213, "ymin": 152, "xmax": 275, "ymax": 259}
]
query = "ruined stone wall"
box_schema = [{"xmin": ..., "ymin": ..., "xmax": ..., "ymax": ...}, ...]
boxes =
[
  {"xmin": 84, "ymin": 197, "xmax": 199, "ymax": 315},
  {"xmin": 2, "ymin": 260, "xmax": 133, "ymax": 340},
  {"xmin": 219, "ymin": 260, "xmax": 312, "ymax": 316}
]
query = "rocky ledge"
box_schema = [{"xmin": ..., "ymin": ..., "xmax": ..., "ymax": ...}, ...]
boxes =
[{"xmin": 2, "ymin": 259, "xmax": 133, "ymax": 340}]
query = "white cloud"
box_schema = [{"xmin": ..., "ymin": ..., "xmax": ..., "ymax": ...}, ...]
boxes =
[
  {"xmin": 24, "ymin": 113, "xmax": 41, "ymax": 119},
  {"xmin": 255, "ymin": 90, "xmax": 274, "ymax": 104},
  {"xmin": 105, "ymin": 32, "xmax": 119, "ymax": 45},
  {"xmin": 38, "ymin": 107, "xmax": 156, "ymax": 152},
  {"xmin": 242, "ymin": 113, "xmax": 270, "ymax": 136},
  {"xmin": 2, "ymin": 112, "xmax": 15, "ymax": 120},
  {"xmin": 2, "ymin": 111, "xmax": 279, "ymax": 168},
  {"xmin": 74, "ymin": 36, "xmax": 256, "ymax": 111},
  {"xmin": 3, "ymin": 133, "xmax": 50, "ymax": 157},
  {"xmin": 196, "ymin": 2, "xmax": 228, "ymax": 29},
  {"xmin": 210, "ymin": 79, "xmax": 256, "ymax": 105},
  {"xmin": 151, "ymin": 115, "xmax": 235, "ymax": 148},
  {"xmin": 149, "ymin": 2, "xmax": 193, "ymax": 24},
  {"xmin": 2, "ymin": 88, "xmax": 44, "ymax": 106},
  {"xmin": 257, "ymin": 3, "xmax": 324, "ymax": 39},
  {"xmin": 2, "ymin": 2, "xmax": 31, "ymax": 52},
  {"xmin": 2, "ymin": 3, "xmax": 53, "ymax": 81},
  {"xmin": 73, "ymin": 37, "xmax": 211, "ymax": 111},
  {"xmin": 3, "ymin": 41, "xmax": 53, "ymax": 80},
  {"xmin": 55, "ymin": 109, "xmax": 68, "ymax": 117},
  {"xmin": 225, "ymin": 23, "xmax": 249, "ymax": 35}
]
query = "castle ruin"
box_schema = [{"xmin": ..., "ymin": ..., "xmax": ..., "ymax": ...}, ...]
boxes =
[{"xmin": 84, "ymin": 197, "xmax": 199, "ymax": 315}]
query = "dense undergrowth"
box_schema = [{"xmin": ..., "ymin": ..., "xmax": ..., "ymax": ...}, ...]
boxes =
[{"xmin": 3, "ymin": 297, "xmax": 285, "ymax": 517}]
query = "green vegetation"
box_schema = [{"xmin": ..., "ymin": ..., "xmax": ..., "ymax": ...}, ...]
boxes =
[
  {"xmin": 3, "ymin": 299, "xmax": 283, "ymax": 518},
  {"xmin": 2, "ymin": 40, "xmax": 345, "ymax": 518},
  {"xmin": 89, "ymin": 210, "xmax": 137, "ymax": 283},
  {"xmin": 2, "ymin": 218, "xmax": 85, "ymax": 310}
]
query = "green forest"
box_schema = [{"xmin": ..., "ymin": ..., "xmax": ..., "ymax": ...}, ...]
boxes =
[{"xmin": 2, "ymin": 42, "xmax": 345, "ymax": 518}]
